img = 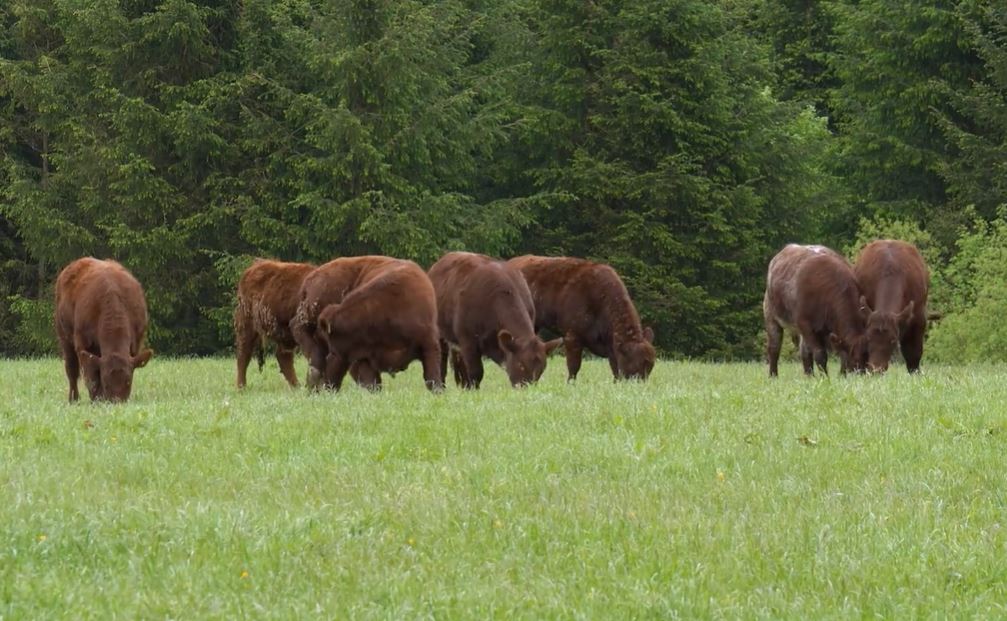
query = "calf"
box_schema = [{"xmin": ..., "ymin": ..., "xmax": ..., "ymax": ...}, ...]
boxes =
[
  {"xmin": 292, "ymin": 256, "xmax": 443, "ymax": 391},
  {"xmin": 764, "ymin": 244, "xmax": 868, "ymax": 376},
  {"xmin": 428, "ymin": 252, "xmax": 562, "ymax": 388},
  {"xmin": 234, "ymin": 259, "xmax": 315, "ymax": 388},
  {"xmin": 854, "ymin": 240, "xmax": 930, "ymax": 373},
  {"xmin": 54, "ymin": 258, "xmax": 153, "ymax": 402},
  {"xmin": 507, "ymin": 255, "xmax": 655, "ymax": 381}
]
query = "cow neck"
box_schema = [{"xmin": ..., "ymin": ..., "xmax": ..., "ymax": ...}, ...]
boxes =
[
  {"xmin": 596, "ymin": 270, "xmax": 646, "ymax": 347},
  {"xmin": 491, "ymin": 290, "xmax": 535, "ymax": 340},
  {"xmin": 97, "ymin": 291, "xmax": 134, "ymax": 355}
]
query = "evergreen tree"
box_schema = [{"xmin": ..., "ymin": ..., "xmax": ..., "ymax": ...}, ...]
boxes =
[
  {"xmin": 940, "ymin": 2, "xmax": 1007, "ymax": 218},
  {"xmin": 754, "ymin": 0, "xmax": 837, "ymax": 116},
  {"xmin": 229, "ymin": 0, "xmax": 530, "ymax": 264},
  {"xmin": 1, "ymin": 0, "xmax": 243, "ymax": 353},
  {"xmin": 512, "ymin": 0, "xmax": 837, "ymax": 357},
  {"xmin": 829, "ymin": 0, "xmax": 983, "ymax": 242}
]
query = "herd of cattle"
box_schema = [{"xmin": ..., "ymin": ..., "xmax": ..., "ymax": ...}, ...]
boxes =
[
  {"xmin": 764, "ymin": 239, "xmax": 935, "ymax": 377},
  {"xmin": 51, "ymin": 238, "xmax": 931, "ymax": 403},
  {"xmin": 53, "ymin": 252, "xmax": 656, "ymax": 402}
]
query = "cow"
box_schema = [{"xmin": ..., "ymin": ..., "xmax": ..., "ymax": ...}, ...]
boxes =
[
  {"xmin": 291, "ymin": 256, "xmax": 443, "ymax": 392},
  {"xmin": 54, "ymin": 258, "xmax": 154, "ymax": 402},
  {"xmin": 854, "ymin": 239, "xmax": 930, "ymax": 373},
  {"xmin": 507, "ymin": 255, "xmax": 655, "ymax": 381},
  {"xmin": 763, "ymin": 244, "xmax": 868, "ymax": 377},
  {"xmin": 428, "ymin": 252, "xmax": 563, "ymax": 388},
  {"xmin": 234, "ymin": 259, "xmax": 315, "ymax": 388}
]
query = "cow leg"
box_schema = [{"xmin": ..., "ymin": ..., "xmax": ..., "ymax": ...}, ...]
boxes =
[
  {"xmin": 450, "ymin": 348, "xmax": 468, "ymax": 387},
  {"xmin": 323, "ymin": 352, "xmax": 351, "ymax": 391},
  {"xmin": 458, "ymin": 340, "xmax": 483, "ymax": 389},
  {"xmin": 564, "ymin": 335, "xmax": 584, "ymax": 382},
  {"xmin": 765, "ymin": 319, "xmax": 783, "ymax": 377},
  {"xmin": 439, "ymin": 339, "xmax": 450, "ymax": 387},
  {"xmin": 350, "ymin": 360, "xmax": 381, "ymax": 391},
  {"xmin": 420, "ymin": 338, "xmax": 444, "ymax": 392},
  {"xmin": 61, "ymin": 337, "xmax": 80, "ymax": 402},
  {"xmin": 813, "ymin": 333, "xmax": 829, "ymax": 375},
  {"xmin": 799, "ymin": 339, "xmax": 814, "ymax": 375},
  {"xmin": 800, "ymin": 329, "xmax": 828, "ymax": 376},
  {"xmin": 291, "ymin": 316, "xmax": 324, "ymax": 390},
  {"xmin": 302, "ymin": 338, "xmax": 328, "ymax": 391},
  {"xmin": 275, "ymin": 346, "xmax": 299, "ymax": 387},
  {"xmin": 797, "ymin": 322, "xmax": 819, "ymax": 375},
  {"xmin": 608, "ymin": 354, "xmax": 622, "ymax": 381},
  {"xmin": 235, "ymin": 327, "xmax": 258, "ymax": 389},
  {"xmin": 901, "ymin": 325, "xmax": 925, "ymax": 374}
]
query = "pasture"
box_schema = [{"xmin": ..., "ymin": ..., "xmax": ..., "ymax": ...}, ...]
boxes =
[{"xmin": 2, "ymin": 357, "xmax": 1006, "ymax": 618}]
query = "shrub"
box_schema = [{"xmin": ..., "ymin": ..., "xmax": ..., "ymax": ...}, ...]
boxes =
[{"xmin": 926, "ymin": 215, "xmax": 1007, "ymax": 362}]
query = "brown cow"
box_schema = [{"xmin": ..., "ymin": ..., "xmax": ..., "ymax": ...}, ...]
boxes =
[
  {"xmin": 54, "ymin": 258, "xmax": 153, "ymax": 402},
  {"xmin": 854, "ymin": 240, "xmax": 930, "ymax": 373},
  {"xmin": 234, "ymin": 259, "xmax": 315, "ymax": 388},
  {"xmin": 763, "ymin": 244, "xmax": 868, "ymax": 376},
  {"xmin": 291, "ymin": 256, "xmax": 443, "ymax": 392},
  {"xmin": 428, "ymin": 252, "xmax": 563, "ymax": 388},
  {"xmin": 507, "ymin": 255, "xmax": 655, "ymax": 381}
]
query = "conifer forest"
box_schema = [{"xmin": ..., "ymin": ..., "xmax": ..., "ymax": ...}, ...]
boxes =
[{"xmin": 3, "ymin": 0, "xmax": 1007, "ymax": 360}]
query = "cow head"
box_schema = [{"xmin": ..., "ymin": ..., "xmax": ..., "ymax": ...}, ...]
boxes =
[
  {"xmin": 829, "ymin": 332, "xmax": 868, "ymax": 374},
  {"xmin": 311, "ymin": 305, "xmax": 345, "ymax": 388},
  {"xmin": 78, "ymin": 349, "xmax": 153, "ymax": 402},
  {"xmin": 349, "ymin": 359, "xmax": 381, "ymax": 391},
  {"xmin": 860, "ymin": 295, "xmax": 914, "ymax": 373},
  {"xmin": 615, "ymin": 327, "xmax": 656, "ymax": 381},
  {"xmin": 497, "ymin": 330, "xmax": 563, "ymax": 386}
]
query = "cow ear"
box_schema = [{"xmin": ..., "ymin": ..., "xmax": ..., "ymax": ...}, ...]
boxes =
[
  {"xmin": 897, "ymin": 300, "xmax": 915, "ymax": 326},
  {"xmin": 498, "ymin": 330, "xmax": 516, "ymax": 353},
  {"xmin": 829, "ymin": 333, "xmax": 844, "ymax": 350},
  {"xmin": 78, "ymin": 350, "xmax": 101, "ymax": 375},
  {"xmin": 859, "ymin": 295, "xmax": 872, "ymax": 317},
  {"xmin": 78, "ymin": 350, "xmax": 100, "ymax": 365},
  {"xmin": 544, "ymin": 337, "xmax": 564, "ymax": 355},
  {"xmin": 132, "ymin": 348, "xmax": 153, "ymax": 369},
  {"xmin": 643, "ymin": 326, "xmax": 655, "ymax": 343},
  {"xmin": 318, "ymin": 317, "xmax": 330, "ymax": 335}
]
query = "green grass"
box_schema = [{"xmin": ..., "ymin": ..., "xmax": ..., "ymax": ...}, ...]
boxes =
[{"xmin": 3, "ymin": 356, "xmax": 1007, "ymax": 619}]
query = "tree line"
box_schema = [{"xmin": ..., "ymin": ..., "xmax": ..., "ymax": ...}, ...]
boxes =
[{"xmin": 2, "ymin": 0, "xmax": 1006, "ymax": 360}]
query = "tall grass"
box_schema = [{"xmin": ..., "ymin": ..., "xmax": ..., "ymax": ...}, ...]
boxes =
[{"xmin": 2, "ymin": 357, "xmax": 1006, "ymax": 618}]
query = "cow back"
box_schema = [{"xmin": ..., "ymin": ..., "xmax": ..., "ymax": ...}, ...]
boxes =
[
  {"xmin": 764, "ymin": 244, "xmax": 845, "ymax": 328},
  {"xmin": 854, "ymin": 240, "xmax": 929, "ymax": 322},
  {"xmin": 237, "ymin": 259, "xmax": 315, "ymax": 328},
  {"xmin": 430, "ymin": 252, "xmax": 535, "ymax": 344},
  {"xmin": 55, "ymin": 257, "xmax": 148, "ymax": 352}
]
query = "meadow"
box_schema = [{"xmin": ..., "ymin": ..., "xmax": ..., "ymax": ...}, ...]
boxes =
[{"xmin": 2, "ymin": 356, "xmax": 1007, "ymax": 619}]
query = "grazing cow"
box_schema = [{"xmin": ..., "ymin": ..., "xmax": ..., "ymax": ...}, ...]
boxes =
[
  {"xmin": 854, "ymin": 240, "xmax": 930, "ymax": 373},
  {"xmin": 507, "ymin": 255, "xmax": 655, "ymax": 381},
  {"xmin": 234, "ymin": 259, "xmax": 315, "ymax": 388},
  {"xmin": 291, "ymin": 256, "xmax": 443, "ymax": 391},
  {"xmin": 428, "ymin": 252, "xmax": 563, "ymax": 388},
  {"xmin": 54, "ymin": 258, "xmax": 153, "ymax": 402},
  {"xmin": 763, "ymin": 244, "xmax": 868, "ymax": 376}
]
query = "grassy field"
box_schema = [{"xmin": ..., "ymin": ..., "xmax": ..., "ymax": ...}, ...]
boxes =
[{"xmin": 2, "ymin": 356, "xmax": 1007, "ymax": 619}]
